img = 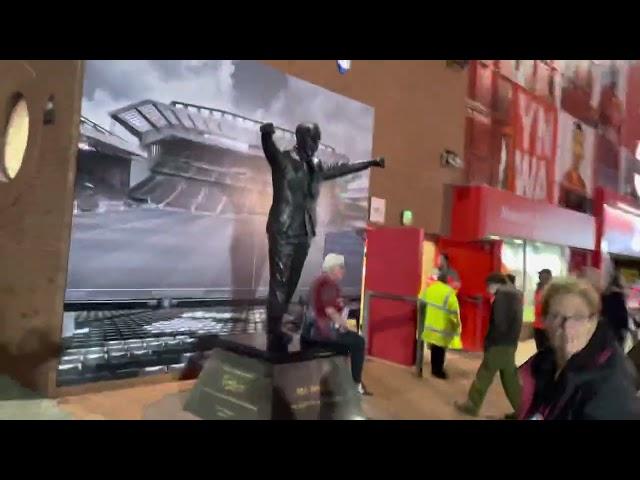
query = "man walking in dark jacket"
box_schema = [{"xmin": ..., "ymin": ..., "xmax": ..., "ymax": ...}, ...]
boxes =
[
  {"xmin": 455, "ymin": 273, "xmax": 523, "ymax": 417},
  {"xmin": 601, "ymin": 271, "xmax": 629, "ymax": 347}
]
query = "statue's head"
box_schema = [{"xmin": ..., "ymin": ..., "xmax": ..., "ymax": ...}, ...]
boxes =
[{"xmin": 295, "ymin": 122, "xmax": 321, "ymax": 159}]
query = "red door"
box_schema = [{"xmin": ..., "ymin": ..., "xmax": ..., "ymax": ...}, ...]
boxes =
[
  {"xmin": 438, "ymin": 239, "xmax": 499, "ymax": 352},
  {"xmin": 364, "ymin": 227, "xmax": 424, "ymax": 366}
]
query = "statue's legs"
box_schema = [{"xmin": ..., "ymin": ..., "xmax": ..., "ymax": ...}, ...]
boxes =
[{"xmin": 266, "ymin": 235, "xmax": 310, "ymax": 350}]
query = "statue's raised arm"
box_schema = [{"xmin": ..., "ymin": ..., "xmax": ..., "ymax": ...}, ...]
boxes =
[
  {"xmin": 260, "ymin": 122, "xmax": 283, "ymax": 169},
  {"xmin": 319, "ymin": 156, "xmax": 385, "ymax": 182}
]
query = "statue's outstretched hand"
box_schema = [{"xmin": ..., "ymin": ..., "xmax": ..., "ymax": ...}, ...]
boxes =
[{"xmin": 260, "ymin": 122, "xmax": 276, "ymax": 135}]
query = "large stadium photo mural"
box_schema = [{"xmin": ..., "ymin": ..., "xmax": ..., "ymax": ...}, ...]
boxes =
[{"xmin": 66, "ymin": 60, "xmax": 375, "ymax": 302}]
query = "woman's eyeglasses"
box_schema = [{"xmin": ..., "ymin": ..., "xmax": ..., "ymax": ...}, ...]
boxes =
[{"xmin": 544, "ymin": 313, "xmax": 596, "ymax": 325}]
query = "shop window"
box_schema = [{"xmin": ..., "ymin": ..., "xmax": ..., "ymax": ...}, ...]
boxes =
[
  {"xmin": 501, "ymin": 239, "xmax": 525, "ymax": 289},
  {"xmin": 524, "ymin": 242, "xmax": 569, "ymax": 322},
  {"xmin": 501, "ymin": 239, "xmax": 569, "ymax": 323}
]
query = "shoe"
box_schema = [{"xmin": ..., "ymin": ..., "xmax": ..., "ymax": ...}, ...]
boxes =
[
  {"xmin": 454, "ymin": 401, "xmax": 479, "ymax": 417},
  {"xmin": 503, "ymin": 412, "xmax": 518, "ymax": 420},
  {"xmin": 357, "ymin": 383, "xmax": 373, "ymax": 396},
  {"xmin": 432, "ymin": 371, "xmax": 448, "ymax": 380}
]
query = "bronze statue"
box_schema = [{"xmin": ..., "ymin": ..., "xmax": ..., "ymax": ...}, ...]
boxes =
[{"xmin": 260, "ymin": 121, "xmax": 384, "ymax": 351}]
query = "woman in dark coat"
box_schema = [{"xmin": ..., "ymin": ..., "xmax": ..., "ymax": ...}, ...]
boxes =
[
  {"xmin": 518, "ymin": 277, "xmax": 640, "ymax": 420},
  {"xmin": 601, "ymin": 271, "xmax": 629, "ymax": 347}
]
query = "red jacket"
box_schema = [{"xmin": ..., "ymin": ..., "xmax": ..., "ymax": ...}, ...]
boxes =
[
  {"xmin": 310, "ymin": 273, "xmax": 343, "ymax": 340},
  {"xmin": 533, "ymin": 289, "xmax": 544, "ymax": 330}
]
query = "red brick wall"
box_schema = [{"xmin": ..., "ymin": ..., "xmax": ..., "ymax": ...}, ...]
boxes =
[
  {"xmin": 264, "ymin": 61, "xmax": 468, "ymax": 234},
  {"xmin": 0, "ymin": 61, "xmax": 84, "ymax": 395}
]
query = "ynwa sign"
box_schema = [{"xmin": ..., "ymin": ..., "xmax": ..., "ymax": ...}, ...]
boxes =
[{"xmin": 509, "ymin": 86, "xmax": 557, "ymax": 202}]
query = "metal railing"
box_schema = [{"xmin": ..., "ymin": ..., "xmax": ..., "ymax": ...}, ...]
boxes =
[{"xmin": 362, "ymin": 290, "xmax": 427, "ymax": 378}]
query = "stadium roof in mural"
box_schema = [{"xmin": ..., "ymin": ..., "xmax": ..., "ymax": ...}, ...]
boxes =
[
  {"xmin": 109, "ymin": 99, "xmax": 339, "ymax": 155},
  {"xmin": 79, "ymin": 116, "xmax": 147, "ymax": 159}
]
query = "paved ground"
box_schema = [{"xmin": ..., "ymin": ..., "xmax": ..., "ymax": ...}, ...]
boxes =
[
  {"xmin": 0, "ymin": 376, "xmax": 73, "ymax": 420},
  {"xmin": 51, "ymin": 340, "xmax": 537, "ymax": 421},
  {"xmin": 0, "ymin": 341, "xmax": 536, "ymax": 420},
  {"xmin": 360, "ymin": 340, "xmax": 537, "ymax": 420}
]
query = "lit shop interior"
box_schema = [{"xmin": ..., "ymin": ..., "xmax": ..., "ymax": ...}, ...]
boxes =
[
  {"xmin": 600, "ymin": 201, "xmax": 640, "ymax": 315},
  {"xmin": 500, "ymin": 238, "xmax": 570, "ymax": 322}
]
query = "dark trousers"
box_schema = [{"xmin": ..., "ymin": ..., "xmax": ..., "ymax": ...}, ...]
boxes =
[
  {"xmin": 534, "ymin": 328, "xmax": 549, "ymax": 352},
  {"xmin": 266, "ymin": 235, "xmax": 310, "ymax": 334},
  {"xmin": 332, "ymin": 331, "xmax": 366, "ymax": 384},
  {"xmin": 466, "ymin": 345, "xmax": 521, "ymax": 414},
  {"xmin": 430, "ymin": 345, "xmax": 446, "ymax": 375},
  {"xmin": 307, "ymin": 331, "xmax": 366, "ymax": 384}
]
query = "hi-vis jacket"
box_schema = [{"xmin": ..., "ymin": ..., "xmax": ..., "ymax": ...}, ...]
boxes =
[{"xmin": 419, "ymin": 280, "xmax": 463, "ymax": 350}]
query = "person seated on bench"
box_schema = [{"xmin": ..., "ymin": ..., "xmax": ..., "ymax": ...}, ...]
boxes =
[{"xmin": 301, "ymin": 253, "xmax": 371, "ymax": 396}]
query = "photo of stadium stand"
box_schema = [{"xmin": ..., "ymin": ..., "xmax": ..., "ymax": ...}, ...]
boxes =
[
  {"xmin": 60, "ymin": 61, "xmax": 374, "ymax": 386},
  {"xmin": 67, "ymin": 99, "xmax": 368, "ymax": 302}
]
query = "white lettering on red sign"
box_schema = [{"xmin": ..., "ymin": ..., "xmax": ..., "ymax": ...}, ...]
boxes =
[
  {"xmin": 514, "ymin": 151, "xmax": 547, "ymax": 200},
  {"xmin": 500, "ymin": 206, "xmax": 529, "ymax": 224},
  {"xmin": 512, "ymin": 87, "xmax": 557, "ymax": 202}
]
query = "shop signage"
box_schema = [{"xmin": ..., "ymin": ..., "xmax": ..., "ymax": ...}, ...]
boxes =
[
  {"xmin": 595, "ymin": 188, "xmax": 640, "ymax": 258},
  {"xmin": 499, "ymin": 206, "xmax": 530, "ymax": 225},
  {"xmin": 510, "ymin": 86, "xmax": 557, "ymax": 202},
  {"xmin": 450, "ymin": 185, "xmax": 595, "ymax": 250},
  {"xmin": 602, "ymin": 204, "xmax": 640, "ymax": 256},
  {"xmin": 369, "ymin": 196, "xmax": 386, "ymax": 224}
]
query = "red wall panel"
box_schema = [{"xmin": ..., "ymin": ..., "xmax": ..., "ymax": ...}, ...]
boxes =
[
  {"xmin": 437, "ymin": 238, "xmax": 497, "ymax": 351},
  {"xmin": 364, "ymin": 227, "xmax": 423, "ymax": 366}
]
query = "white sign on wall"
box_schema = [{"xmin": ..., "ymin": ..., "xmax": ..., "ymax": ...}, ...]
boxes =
[
  {"xmin": 369, "ymin": 197, "xmax": 386, "ymax": 224},
  {"xmin": 337, "ymin": 60, "xmax": 351, "ymax": 74}
]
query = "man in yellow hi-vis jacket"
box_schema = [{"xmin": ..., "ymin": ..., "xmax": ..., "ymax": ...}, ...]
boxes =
[{"xmin": 419, "ymin": 271, "xmax": 463, "ymax": 379}]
